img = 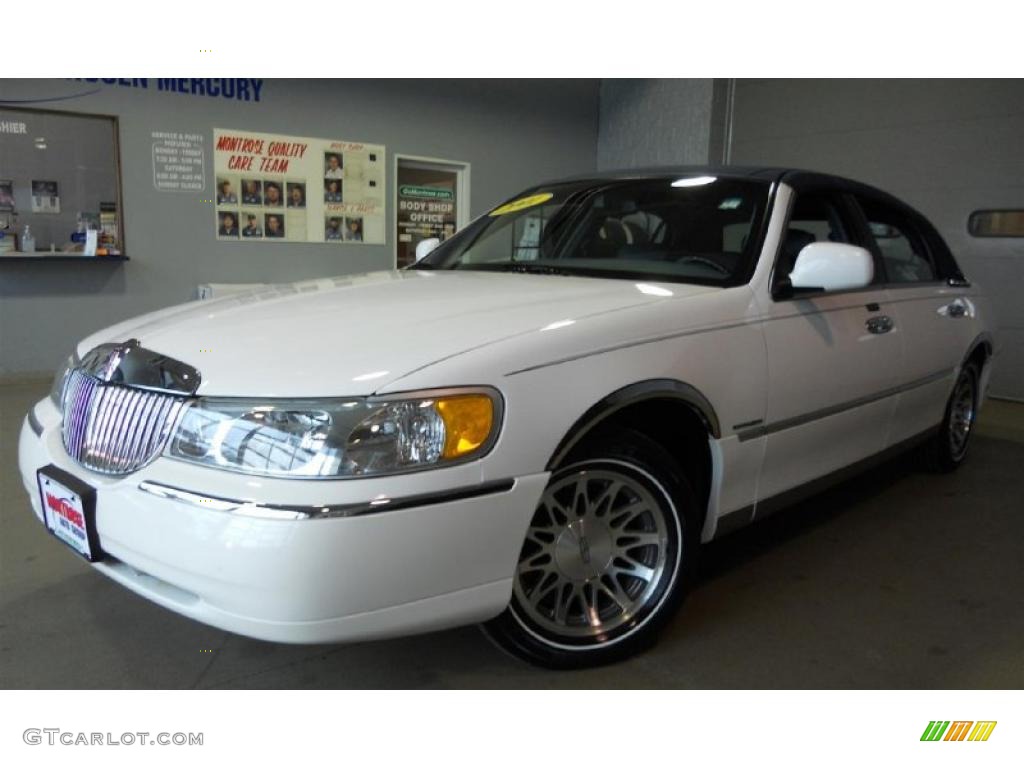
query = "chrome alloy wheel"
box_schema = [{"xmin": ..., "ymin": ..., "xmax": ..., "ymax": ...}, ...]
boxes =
[
  {"xmin": 948, "ymin": 370, "xmax": 976, "ymax": 461},
  {"xmin": 512, "ymin": 465, "xmax": 675, "ymax": 644}
]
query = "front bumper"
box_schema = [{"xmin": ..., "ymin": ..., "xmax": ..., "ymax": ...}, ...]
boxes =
[{"xmin": 19, "ymin": 398, "xmax": 548, "ymax": 643}]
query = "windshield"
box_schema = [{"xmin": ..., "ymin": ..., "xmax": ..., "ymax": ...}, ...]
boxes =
[{"xmin": 414, "ymin": 176, "xmax": 771, "ymax": 285}]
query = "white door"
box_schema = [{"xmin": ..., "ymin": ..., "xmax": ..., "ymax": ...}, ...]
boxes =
[
  {"xmin": 753, "ymin": 189, "xmax": 902, "ymax": 502},
  {"xmin": 855, "ymin": 195, "xmax": 976, "ymax": 442},
  {"xmin": 394, "ymin": 155, "xmax": 470, "ymax": 268}
]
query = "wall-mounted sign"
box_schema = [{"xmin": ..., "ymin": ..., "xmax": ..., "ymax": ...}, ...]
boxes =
[
  {"xmin": 71, "ymin": 78, "xmax": 265, "ymax": 103},
  {"xmin": 399, "ymin": 185, "xmax": 454, "ymax": 201},
  {"xmin": 152, "ymin": 131, "xmax": 205, "ymax": 192},
  {"xmin": 213, "ymin": 128, "xmax": 384, "ymax": 245},
  {"xmin": 0, "ymin": 120, "xmax": 27, "ymax": 134},
  {"xmin": 396, "ymin": 161, "xmax": 459, "ymax": 267}
]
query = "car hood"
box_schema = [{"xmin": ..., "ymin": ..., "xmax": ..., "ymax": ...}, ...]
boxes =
[{"xmin": 77, "ymin": 270, "xmax": 718, "ymax": 397}]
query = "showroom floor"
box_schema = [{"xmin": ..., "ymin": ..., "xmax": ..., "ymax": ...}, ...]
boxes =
[{"xmin": 2, "ymin": 378, "xmax": 1022, "ymax": 689}]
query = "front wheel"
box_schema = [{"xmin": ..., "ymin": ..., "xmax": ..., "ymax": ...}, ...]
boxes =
[{"xmin": 484, "ymin": 430, "xmax": 698, "ymax": 668}]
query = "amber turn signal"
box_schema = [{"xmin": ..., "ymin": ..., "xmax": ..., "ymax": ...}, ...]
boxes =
[{"xmin": 435, "ymin": 395, "xmax": 495, "ymax": 459}]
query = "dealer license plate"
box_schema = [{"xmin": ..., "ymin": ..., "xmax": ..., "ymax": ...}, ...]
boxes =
[{"xmin": 37, "ymin": 466, "xmax": 102, "ymax": 561}]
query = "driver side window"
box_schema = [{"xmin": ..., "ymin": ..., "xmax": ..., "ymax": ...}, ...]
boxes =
[{"xmin": 778, "ymin": 192, "xmax": 854, "ymax": 279}]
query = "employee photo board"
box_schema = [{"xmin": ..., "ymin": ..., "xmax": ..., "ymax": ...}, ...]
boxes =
[{"xmin": 213, "ymin": 127, "xmax": 385, "ymax": 245}]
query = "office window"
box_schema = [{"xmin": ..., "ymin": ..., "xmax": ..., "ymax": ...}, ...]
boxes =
[
  {"xmin": 968, "ymin": 210, "xmax": 1024, "ymax": 238},
  {"xmin": 0, "ymin": 107, "xmax": 123, "ymax": 255}
]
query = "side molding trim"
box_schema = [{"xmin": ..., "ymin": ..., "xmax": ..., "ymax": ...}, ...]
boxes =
[{"xmin": 736, "ymin": 368, "xmax": 954, "ymax": 442}]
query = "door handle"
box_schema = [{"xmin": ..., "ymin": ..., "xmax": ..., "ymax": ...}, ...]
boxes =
[
  {"xmin": 866, "ymin": 315, "xmax": 894, "ymax": 334},
  {"xmin": 945, "ymin": 301, "xmax": 967, "ymax": 318}
]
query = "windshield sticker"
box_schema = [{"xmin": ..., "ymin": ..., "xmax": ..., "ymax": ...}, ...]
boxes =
[{"xmin": 489, "ymin": 192, "xmax": 554, "ymax": 216}]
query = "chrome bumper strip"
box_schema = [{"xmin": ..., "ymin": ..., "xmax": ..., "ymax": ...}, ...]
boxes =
[{"xmin": 138, "ymin": 478, "xmax": 517, "ymax": 520}]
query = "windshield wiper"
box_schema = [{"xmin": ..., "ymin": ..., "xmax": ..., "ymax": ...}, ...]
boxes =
[
  {"xmin": 458, "ymin": 262, "xmax": 574, "ymax": 276},
  {"xmin": 504, "ymin": 263, "xmax": 573, "ymax": 275}
]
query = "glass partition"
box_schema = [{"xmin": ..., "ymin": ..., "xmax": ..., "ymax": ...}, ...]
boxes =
[{"xmin": 0, "ymin": 106, "xmax": 123, "ymax": 256}]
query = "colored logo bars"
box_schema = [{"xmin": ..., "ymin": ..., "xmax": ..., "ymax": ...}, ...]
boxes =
[{"xmin": 921, "ymin": 721, "xmax": 997, "ymax": 742}]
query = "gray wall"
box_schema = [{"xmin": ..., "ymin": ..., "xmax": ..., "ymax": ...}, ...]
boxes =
[
  {"xmin": 597, "ymin": 79, "xmax": 720, "ymax": 170},
  {"xmin": 0, "ymin": 79, "xmax": 599, "ymax": 375},
  {"xmin": 729, "ymin": 79, "xmax": 1024, "ymax": 400}
]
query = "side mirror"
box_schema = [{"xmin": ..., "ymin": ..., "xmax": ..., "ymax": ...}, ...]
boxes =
[
  {"xmin": 777, "ymin": 242, "xmax": 874, "ymax": 298},
  {"xmin": 415, "ymin": 238, "xmax": 441, "ymax": 262}
]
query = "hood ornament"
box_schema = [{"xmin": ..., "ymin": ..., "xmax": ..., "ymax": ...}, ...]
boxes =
[
  {"xmin": 78, "ymin": 338, "xmax": 201, "ymax": 395},
  {"xmin": 94, "ymin": 339, "xmax": 137, "ymax": 382}
]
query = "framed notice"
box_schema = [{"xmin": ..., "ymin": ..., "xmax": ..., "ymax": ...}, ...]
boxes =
[
  {"xmin": 213, "ymin": 128, "xmax": 385, "ymax": 245},
  {"xmin": 31, "ymin": 180, "xmax": 61, "ymax": 214}
]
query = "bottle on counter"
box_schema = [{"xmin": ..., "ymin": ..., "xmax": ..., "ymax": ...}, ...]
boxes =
[{"xmin": 22, "ymin": 225, "xmax": 35, "ymax": 254}]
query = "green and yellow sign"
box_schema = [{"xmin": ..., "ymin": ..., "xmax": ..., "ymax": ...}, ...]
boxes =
[{"xmin": 400, "ymin": 185, "xmax": 453, "ymax": 201}]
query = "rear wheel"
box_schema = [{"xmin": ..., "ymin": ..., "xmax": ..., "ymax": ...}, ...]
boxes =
[
  {"xmin": 484, "ymin": 430, "xmax": 698, "ymax": 668},
  {"xmin": 923, "ymin": 362, "xmax": 979, "ymax": 473}
]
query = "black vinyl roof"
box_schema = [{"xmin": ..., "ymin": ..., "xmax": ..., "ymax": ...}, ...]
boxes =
[
  {"xmin": 541, "ymin": 165, "xmax": 789, "ymax": 185},
  {"xmin": 539, "ymin": 165, "xmax": 908, "ymax": 209}
]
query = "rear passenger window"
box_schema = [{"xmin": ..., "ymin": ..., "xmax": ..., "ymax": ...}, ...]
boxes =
[{"xmin": 859, "ymin": 199, "xmax": 937, "ymax": 283}]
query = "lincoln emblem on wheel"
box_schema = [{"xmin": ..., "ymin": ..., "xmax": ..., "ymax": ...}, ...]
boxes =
[
  {"xmin": 576, "ymin": 529, "xmax": 591, "ymax": 565},
  {"xmin": 18, "ymin": 167, "xmax": 997, "ymax": 668}
]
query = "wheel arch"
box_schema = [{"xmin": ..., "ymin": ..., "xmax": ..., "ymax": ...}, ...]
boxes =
[
  {"xmin": 545, "ymin": 379, "xmax": 719, "ymax": 527},
  {"xmin": 963, "ymin": 331, "xmax": 993, "ymax": 370}
]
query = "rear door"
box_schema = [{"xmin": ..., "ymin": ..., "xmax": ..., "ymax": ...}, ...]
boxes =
[
  {"xmin": 754, "ymin": 185, "xmax": 902, "ymax": 501},
  {"xmin": 853, "ymin": 195, "xmax": 975, "ymax": 443}
]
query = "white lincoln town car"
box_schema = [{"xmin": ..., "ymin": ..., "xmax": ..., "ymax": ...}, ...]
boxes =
[{"xmin": 20, "ymin": 168, "xmax": 997, "ymax": 667}]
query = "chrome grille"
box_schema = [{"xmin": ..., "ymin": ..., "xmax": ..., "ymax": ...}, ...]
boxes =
[{"xmin": 61, "ymin": 369, "xmax": 187, "ymax": 475}]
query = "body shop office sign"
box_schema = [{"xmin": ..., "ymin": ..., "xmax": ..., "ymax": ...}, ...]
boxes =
[{"xmin": 396, "ymin": 184, "xmax": 456, "ymax": 267}]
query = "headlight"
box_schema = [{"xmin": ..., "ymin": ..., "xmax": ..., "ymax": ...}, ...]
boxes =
[
  {"xmin": 165, "ymin": 388, "xmax": 501, "ymax": 479},
  {"xmin": 49, "ymin": 354, "xmax": 75, "ymax": 407}
]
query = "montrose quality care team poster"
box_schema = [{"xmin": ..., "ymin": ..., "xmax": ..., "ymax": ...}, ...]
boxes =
[{"xmin": 213, "ymin": 127, "xmax": 385, "ymax": 245}]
